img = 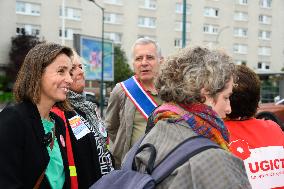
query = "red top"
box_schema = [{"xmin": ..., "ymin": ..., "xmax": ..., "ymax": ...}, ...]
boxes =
[
  {"xmin": 225, "ymin": 118, "xmax": 284, "ymax": 189},
  {"xmin": 226, "ymin": 118, "xmax": 284, "ymax": 148}
]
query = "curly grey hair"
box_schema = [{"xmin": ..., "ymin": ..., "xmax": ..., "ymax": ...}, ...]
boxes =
[{"xmin": 155, "ymin": 46, "xmax": 236, "ymax": 104}]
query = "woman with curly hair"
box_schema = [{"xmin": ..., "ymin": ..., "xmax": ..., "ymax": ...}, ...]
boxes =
[{"xmin": 134, "ymin": 46, "xmax": 251, "ymax": 188}]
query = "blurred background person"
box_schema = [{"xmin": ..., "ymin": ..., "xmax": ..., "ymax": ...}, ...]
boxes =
[
  {"xmin": 225, "ymin": 65, "xmax": 284, "ymax": 189},
  {"xmin": 135, "ymin": 46, "xmax": 251, "ymax": 188},
  {"xmin": 105, "ymin": 38, "xmax": 163, "ymax": 168},
  {"xmin": 52, "ymin": 50, "xmax": 114, "ymax": 188},
  {"xmin": 0, "ymin": 43, "xmax": 73, "ymax": 188}
]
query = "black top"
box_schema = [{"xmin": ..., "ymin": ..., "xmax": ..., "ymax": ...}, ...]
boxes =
[
  {"xmin": 64, "ymin": 109, "xmax": 112, "ymax": 189},
  {"xmin": 0, "ymin": 101, "xmax": 70, "ymax": 189}
]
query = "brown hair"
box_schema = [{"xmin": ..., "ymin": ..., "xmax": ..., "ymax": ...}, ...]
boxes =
[
  {"xmin": 227, "ymin": 65, "xmax": 260, "ymax": 119},
  {"xmin": 13, "ymin": 42, "xmax": 73, "ymax": 111}
]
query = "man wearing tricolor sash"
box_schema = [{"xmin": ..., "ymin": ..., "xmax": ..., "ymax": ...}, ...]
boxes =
[{"xmin": 105, "ymin": 38, "xmax": 163, "ymax": 168}]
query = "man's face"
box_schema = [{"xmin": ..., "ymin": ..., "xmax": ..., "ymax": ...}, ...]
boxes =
[{"xmin": 133, "ymin": 43, "xmax": 160, "ymax": 84}]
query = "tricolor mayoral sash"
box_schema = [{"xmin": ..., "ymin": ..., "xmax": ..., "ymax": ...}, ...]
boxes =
[{"xmin": 120, "ymin": 76, "xmax": 158, "ymax": 120}]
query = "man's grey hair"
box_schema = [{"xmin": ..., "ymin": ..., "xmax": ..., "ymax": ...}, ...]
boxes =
[{"xmin": 131, "ymin": 37, "xmax": 162, "ymax": 61}]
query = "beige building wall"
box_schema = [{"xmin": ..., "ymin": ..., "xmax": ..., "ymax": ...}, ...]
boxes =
[
  {"xmin": 0, "ymin": 1, "xmax": 17, "ymax": 73},
  {"xmin": 0, "ymin": 0, "xmax": 283, "ymax": 74}
]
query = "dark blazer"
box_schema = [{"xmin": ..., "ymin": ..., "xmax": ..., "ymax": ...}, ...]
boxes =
[
  {"xmin": 64, "ymin": 109, "xmax": 113, "ymax": 189},
  {"xmin": 0, "ymin": 101, "xmax": 70, "ymax": 189}
]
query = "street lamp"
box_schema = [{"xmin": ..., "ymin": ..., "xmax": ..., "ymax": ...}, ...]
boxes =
[
  {"xmin": 89, "ymin": 0, "xmax": 105, "ymax": 117},
  {"xmin": 182, "ymin": 0, "xmax": 187, "ymax": 48}
]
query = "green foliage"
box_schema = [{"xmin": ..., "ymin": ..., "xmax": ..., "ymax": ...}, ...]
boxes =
[
  {"xmin": 0, "ymin": 75, "xmax": 8, "ymax": 91},
  {"xmin": 0, "ymin": 91, "xmax": 13, "ymax": 103},
  {"xmin": 0, "ymin": 75, "xmax": 13, "ymax": 103},
  {"xmin": 6, "ymin": 34, "xmax": 42, "ymax": 86},
  {"xmin": 107, "ymin": 45, "xmax": 133, "ymax": 88}
]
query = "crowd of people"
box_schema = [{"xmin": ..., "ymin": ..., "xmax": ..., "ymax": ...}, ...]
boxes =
[{"xmin": 0, "ymin": 38, "xmax": 283, "ymax": 189}]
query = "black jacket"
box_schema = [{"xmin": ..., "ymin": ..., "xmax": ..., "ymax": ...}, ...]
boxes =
[
  {"xmin": 64, "ymin": 109, "xmax": 113, "ymax": 189},
  {"xmin": 0, "ymin": 101, "xmax": 70, "ymax": 189}
]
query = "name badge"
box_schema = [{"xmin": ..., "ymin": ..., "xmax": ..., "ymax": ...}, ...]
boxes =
[{"xmin": 68, "ymin": 115, "xmax": 90, "ymax": 140}]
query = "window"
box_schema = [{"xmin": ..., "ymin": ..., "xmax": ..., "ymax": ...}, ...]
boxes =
[
  {"xmin": 235, "ymin": 60, "xmax": 247, "ymax": 65},
  {"xmin": 139, "ymin": 0, "xmax": 157, "ymax": 10},
  {"xmin": 16, "ymin": 24, "xmax": 40, "ymax": 36},
  {"xmin": 258, "ymin": 30, "xmax": 271, "ymax": 40},
  {"xmin": 234, "ymin": 27, "xmax": 248, "ymax": 37},
  {"xmin": 104, "ymin": 32, "xmax": 122, "ymax": 44},
  {"xmin": 204, "ymin": 7, "xmax": 219, "ymax": 17},
  {"xmin": 174, "ymin": 38, "xmax": 189, "ymax": 48},
  {"xmin": 257, "ymin": 62, "xmax": 270, "ymax": 70},
  {"xmin": 16, "ymin": 1, "xmax": 25, "ymax": 12},
  {"xmin": 104, "ymin": 0, "xmax": 123, "ymax": 5},
  {"xmin": 259, "ymin": 15, "xmax": 272, "ymax": 24},
  {"xmin": 233, "ymin": 44, "xmax": 248, "ymax": 54},
  {"xmin": 258, "ymin": 46, "xmax": 271, "ymax": 56},
  {"xmin": 175, "ymin": 21, "xmax": 190, "ymax": 32},
  {"xmin": 16, "ymin": 1, "xmax": 40, "ymax": 16},
  {"xmin": 59, "ymin": 28, "xmax": 81, "ymax": 40},
  {"xmin": 104, "ymin": 12, "xmax": 123, "ymax": 24},
  {"xmin": 138, "ymin": 16, "xmax": 156, "ymax": 28},
  {"xmin": 175, "ymin": 3, "xmax": 191, "ymax": 14},
  {"xmin": 174, "ymin": 38, "xmax": 182, "ymax": 48},
  {"xmin": 234, "ymin": 11, "xmax": 248, "ymax": 21},
  {"xmin": 235, "ymin": 60, "xmax": 246, "ymax": 65},
  {"xmin": 60, "ymin": 7, "xmax": 81, "ymax": 21},
  {"xmin": 235, "ymin": 0, "xmax": 248, "ymax": 5},
  {"xmin": 260, "ymin": 0, "xmax": 272, "ymax": 8},
  {"xmin": 203, "ymin": 24, "xmax": 218, "ymax": 34}
]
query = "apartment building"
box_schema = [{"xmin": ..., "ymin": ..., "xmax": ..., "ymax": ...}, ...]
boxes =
[{"xmin": 0, "ymin": 0, "xmax": 283, "ymax": 74}]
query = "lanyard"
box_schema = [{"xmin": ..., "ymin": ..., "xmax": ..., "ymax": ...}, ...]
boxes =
[{"xmin": 51, "ymin": 107, "xmax": 78, "ymax": 189}]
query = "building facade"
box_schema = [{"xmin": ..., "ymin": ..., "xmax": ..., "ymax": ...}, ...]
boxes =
[{"xmin": 0, "ymin": 0, "xmax": 283, "ymax": 74}]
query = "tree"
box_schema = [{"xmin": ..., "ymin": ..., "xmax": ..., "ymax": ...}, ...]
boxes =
[
  {"xmin": 108, "ymin": 45, "xmax": 133, "ymax": 88},
  {"xmin": 6, "ymin": 34, "xmax": 42, "ymax": 87}
]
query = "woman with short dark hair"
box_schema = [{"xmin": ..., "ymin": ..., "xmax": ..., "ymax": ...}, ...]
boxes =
[{"xmin": 225, "ymin": 65, "xmax": 284, "ymax": 189}]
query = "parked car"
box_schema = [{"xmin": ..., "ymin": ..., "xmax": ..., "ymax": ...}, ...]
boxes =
[{"xmin": 256, "ymin": 99, "xmax": 284, "ymax": 131}]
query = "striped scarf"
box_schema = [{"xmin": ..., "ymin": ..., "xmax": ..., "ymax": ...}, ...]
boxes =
[
  {"xmin": 150, "ymin": 102, "xmax": 230, "ymax": 151},
  {"xmin": 68, "ymin": 91, "xmax": 114, "ymax": 175}
]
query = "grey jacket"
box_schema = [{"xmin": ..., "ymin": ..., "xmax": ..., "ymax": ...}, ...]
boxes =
[
  {"xmin": 105, "ymin": 83, "xmax": 138, "ymax": 168},
  {"xmin": 134, "ymin": 120, "xmax": 252, "ymax": 189}
]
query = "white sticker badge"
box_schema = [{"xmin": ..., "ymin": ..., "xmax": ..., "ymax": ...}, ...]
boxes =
[{"xmin": 68, "ymin": 115, "xmax": 90, "ymax": 140}]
